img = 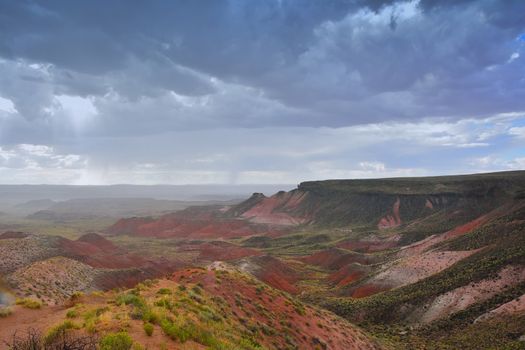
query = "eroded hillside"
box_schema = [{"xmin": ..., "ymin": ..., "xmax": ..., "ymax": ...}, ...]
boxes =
[{"xmin": 1, "ymin": 171, "xmax": 525, "ymax": 349}]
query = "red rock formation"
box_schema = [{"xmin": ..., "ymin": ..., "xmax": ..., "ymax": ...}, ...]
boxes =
[
  {"xmin": 377, "ymin": 197, "xmax": 402, "ymax": 229},
  {"xmin": 240, "ymin": 191, "xmax": 309, "ymax": 225}
]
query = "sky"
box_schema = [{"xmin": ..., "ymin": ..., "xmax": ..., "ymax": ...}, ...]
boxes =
[{"xmin": 0, "ymin": 0, "xmax": 524, "ymax": 185}]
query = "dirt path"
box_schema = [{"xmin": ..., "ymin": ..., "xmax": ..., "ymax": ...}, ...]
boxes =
[{"xmin": 0, "ymin": 305, "xmax": 68, "ymax": 344}]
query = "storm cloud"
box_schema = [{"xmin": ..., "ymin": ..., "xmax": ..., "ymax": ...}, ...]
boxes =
[{"xmin": 0, "ymin": 0, "xmax": 524, "ymax": 184}]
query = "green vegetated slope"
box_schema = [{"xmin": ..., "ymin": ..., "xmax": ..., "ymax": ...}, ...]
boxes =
[
  {"xmin": 233, "ymin": 171, "xmax": 525, "ymax": 349},
  {"xmin": 296, "ymin": 174, "xmax": 525, "ymax": 349}
]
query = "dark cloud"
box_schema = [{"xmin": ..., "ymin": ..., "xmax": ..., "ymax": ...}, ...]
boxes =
[
  {"xmin": 1, "ymin": 0, "xmax": 524, "ymax": 125},
  {"xmin": 0, "ymin": 0, "xmax": 524, "ymax": 184}
]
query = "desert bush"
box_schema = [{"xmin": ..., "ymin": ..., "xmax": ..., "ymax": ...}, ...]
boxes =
[
  {"xmin": 154, "ymin": 298, "xmax": 174, "ymax": 310},
  {"xmin": 66, "ymin": 309, "xmax": 79, "ymax": 318},
  {"xmin": 16, "ymin": 298, "xmax": 42, "ymax": 309},
  {"xmin": 0, "ymin": 306, "xmax": 12, "ymax": 318},
  {"xmin": 160, "ymin": 318, "xmax": 189, "ymax": 342},
  {"xmin": 44, "ymin": 320, "xmax": 78, "ymax": 345},
  {"xmin": 159, "ymin": 318, "xmax": 223, "ymax": 347},
  {"xmin": 143, "ymin": 323, "xmax": 154, "ymax": 336},
  {"xmin": 141, "ymin": 308, "xmax": 159, "ymax": 324},
  {"xmin": 132, "ymin": 343, "xmax": 145, "ymax": 350},
  {"xmin": 99, "ymin": 332, "xmax": 133, "ymax": 350},
  {"xmin": 115, "ymin": 293, "xmax": 145, "ymax": 308},
  {"xmin": 82, "ymin": 309, "xmax": 101, "ymax": 334},
  {"xmin": 4, "ymin": 327, "xmax": 97, "ymax": 350}
]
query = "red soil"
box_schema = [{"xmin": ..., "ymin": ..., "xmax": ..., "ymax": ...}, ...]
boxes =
[
  {"xmin": 108, "ymin": 216, "xmax": 155, "ymax": 235},
  {"xmin": 351, "ymin": 283, "xmax": 390, "ymax": 298},
  {"xmin": 76, "ymin": 232, "xmax": 117, "ymax": 250},
  {"xmin": 445, "ymin": 214, "xmax": 489, "ymax": 238},
  {"xmin": 59, "ymin": 233, "xmax": 177, "ymax": 275},
  {"xmin": 328, "ymin": 264, "xmax": 370, "ymax": 287},
  {"xmin": 108, "ymin": 207, "xmax": 288, "ymax": 239},
  {"xmin": 250, "ymin": 255, "xmax": 300, "ymax": 294},
  {"xmin": 337, "ymin": 239, "xmax": 399, "ymax": 253},
  {"xmin": 0, "ymin": 305, "xmax": 68, "ymax": 344},
  {"xmin": 259, "ymin": 270, "xmax": 298, "ymax": 294},
  {"xmin": 300, "ymin": 248, "xmax": 373, "ymax": 270},
  {"xmin": 94, "ymin": 266, "xmax": 175, "ymax": 290},
  {"xmin": 178, "ymin": 241, "xmax": 262, "ymax": 261}
]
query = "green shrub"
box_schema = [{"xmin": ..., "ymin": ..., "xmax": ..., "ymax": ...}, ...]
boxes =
[
  {"xmin": 159, "ymin": 318, "xmax": 221, "ymax": 347},
  {"xmin": 83, "ymin": 309, "xmax": 101, "ymax": 334},
  {"xmin": 115, "ymin": 293, "xmax": 145, "ymax": 308},
  {"xmin": 160, "ymin": 318, "xmax": 189, "ymax": 342},
  {"xmin": 143, "ymin": 323, "xmax": 154, "ymax": 336},
  {"xmin": 66, "ymin": 309, "xmax": 79, "ymax": 318},
  {"xmin": 154, "ymin": 298, "xmax": 174, "ymax": 310},
  {"xmin": 99, "ymin": 332, "xmax": 133, "ymax": 350},
  {"xmin": 157, "ymin": 288, "xmax": 172, "ymax": 295},
  {"xmin": 142, "ymin": 308, "xmax": 159, "ymax": 324},
  {"xmin": 132, "ymin": 343, "xmax": 145, "ymax": 350}
]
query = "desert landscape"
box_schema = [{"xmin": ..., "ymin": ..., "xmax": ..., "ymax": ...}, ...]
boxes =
[
  {"xmin": 1, "ymin": 0, "xmax": 524, "ymax": 348},
  {"xmin": 0, "ymin": 171, "xmax": 524, "ymax": 349}
]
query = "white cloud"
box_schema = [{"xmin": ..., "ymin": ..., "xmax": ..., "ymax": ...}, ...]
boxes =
[
  {"xmin": 0, "ymin": 1, "xmax": 524, "ymax": 184},
  {"xmin": 508, "ymin": 52, "xmax": 520, "ymax": 63},
  {"xmin": 508, "ymin": 126, "xmax": 525, "ymax": 138},
  {"xmin": 0, "ymin": 144, "xmax": 86, "ymax": 171},
  {"xmin": 469, "ymin": 155, "xmax": 525, "ymax": 171},
  {"xmin": 0, "ymin": 96, "xmax": 17, "ymax": 114},
  {"xmin": 359, "ymin": 161, "xmax": 386, "ymax": 172}
]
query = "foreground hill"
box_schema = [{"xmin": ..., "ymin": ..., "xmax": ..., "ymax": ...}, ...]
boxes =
[{"xmin": 0, "ymin": 264, "xmax": 380, "ymax": 350}]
